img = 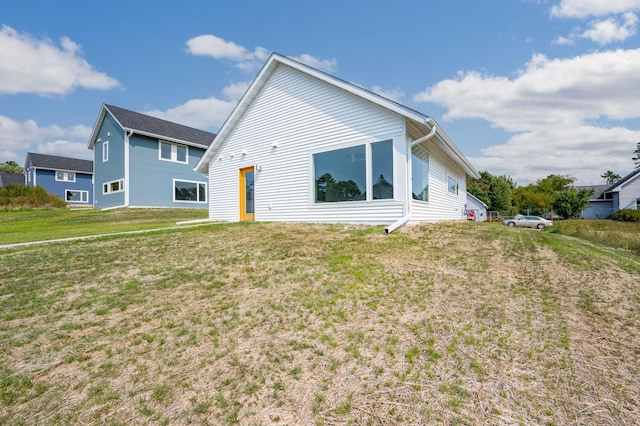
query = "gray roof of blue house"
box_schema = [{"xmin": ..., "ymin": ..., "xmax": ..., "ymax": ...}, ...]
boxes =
[
  {"xmin": 104, "ymin": 104, "xmax": 216, "ymax": 148},
  {"xmin": 576, "ymin": 168, "xmax": 640, "ymax": 201},
  {"xmin": 26, "ymin": 152, "xmax": 93, "ymax": 173}
]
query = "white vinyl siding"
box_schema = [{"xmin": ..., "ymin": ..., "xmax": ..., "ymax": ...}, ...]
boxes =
[
  {"xmin": 208, "ymin": 65, "xmax": 406, "ymax": 224},
  {"xmin": 411, "ymin": 143, "xmax": 467, "ymax": 222}
]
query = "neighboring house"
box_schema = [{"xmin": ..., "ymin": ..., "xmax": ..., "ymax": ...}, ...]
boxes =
[
  {"xmin": 577, "ymin": 169, "xmax": 640, "ymax": 218},
  {"xmin": 0, "ymin": 172, "xmax": 24, "ymax": 187},
  {"xmin": 466, "ymin": 192, "xmax": 488, "ymax": 222},
  {"xmin": 195, "ymin": 53, "xmax": 479, "ymax": 231},
  {"xmin": 23, "ymin": 152, "xmax": 93, "ymax": 205},
  {"xmin": 88, "ymin": 104, "xmax": 215, "ymax": 209}
]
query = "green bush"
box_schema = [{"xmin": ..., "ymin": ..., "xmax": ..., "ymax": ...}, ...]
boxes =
[
  {"xmin": 611, "ymin": 209, "xmax": 640, "ymax": 222},
  {"xmin": 0, "ymin": 185, "xmax": 67, "ymax": 209}
]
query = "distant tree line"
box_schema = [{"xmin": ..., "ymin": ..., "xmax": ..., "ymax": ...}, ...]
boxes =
[
  {"xmin": 467, "ymin": 172, "xmax": 594, "ymax": 219},
  {"xmin": 0, "ymin": 160, "xmax": 23, "ymax": 174}
]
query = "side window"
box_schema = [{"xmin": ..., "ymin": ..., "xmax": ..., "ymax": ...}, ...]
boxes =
[{"xmin": 103, "ymin": 140, "xmax": 109, "ymax": 162}]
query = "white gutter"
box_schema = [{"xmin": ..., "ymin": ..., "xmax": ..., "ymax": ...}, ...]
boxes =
[{"xmin": 385, "ymin": 118, "xmax": 437, "ymax": 234}]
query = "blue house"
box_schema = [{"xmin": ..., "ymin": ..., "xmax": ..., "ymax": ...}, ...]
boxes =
[
  {"xmin": 23, "ymin": 152, "xmax": 93, "ymax": 205},
  {"xmin": 87, "ymin": 104, "xmax": 215, "ymax": 209},
  {"xmin": 577, "ymin": 168, "xmax": 640, "ymax": 218}
]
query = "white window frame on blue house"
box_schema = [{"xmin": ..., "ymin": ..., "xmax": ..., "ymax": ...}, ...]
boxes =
[
  {"xmin": 56, "ymin": 171, "xmax": 76, "ymax": 182},
  {"xmin": 159, "ymin": 140, "xmax": 188, "ymax": 164},
  {"xmin": 173, "ymin": 179, "xmax": 207, "ymax": 203},
  {"xmin": 66, "ymin": 189, "xmax": 88, "ymax": 203},
  {"xmin": 103, "ymin": 140, "xmax": 109, "ymax": 162},
  {"xmin": 103, "ymin": 178, "xmax": 124, "ymax": 195}
]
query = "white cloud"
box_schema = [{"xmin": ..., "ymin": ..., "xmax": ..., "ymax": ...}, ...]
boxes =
[
  {"xmin": 289, "ymin": 54, "xmax": 337, "ymax": 73},
  {"xmin": 414, "ymin": 49, "xmax": 640, "ymax": 183},
  {"xmin": 186, "ymin": 34, "xmax": 269, "ymax": 72},
  {"xmin": 221, "ymin": 81, "xmax": 251, "ymax": 101},
  {"xmin": 144, "ymin": 98, "xmax": 236, "ymax": 131},
  {"xmin": 35, "ymin": 140, "xmax": 93, "ymax": 160},
  {"xmin": 186, "ymin": 34, "xmax": 337, "ymax": 73},
  {"xmin": 0, "ymin": 115, "xmax": 92, "ymax": 162},
  {"xmin": 371, "ymin": 86, "xmax": 406, "ymax": 103},
  {"xmin": 580, "ymin": 12, "xmax": 638, "ymax": 44},
  {"xmin": 0, "ymin": 25, "xmax": 119, "ymax": 96},
  {"xmin": 551, "ymin": 0, "xmax": 640, "ymax": 18},
  {"xmin": 552, "ymin": 34, "xmax": 576, "ymax": 45}
]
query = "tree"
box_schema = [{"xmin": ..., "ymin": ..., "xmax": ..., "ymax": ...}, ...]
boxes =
[
  {"xmin": 0, "ymin": 160, "xmax": 22, "ymax": 174},
  {"xmin": 601, "ymin": 170, "xmax": 621, "ymax": 185},
  {"xmin": 467, "ymin": 171, "xmax": 514, "ymax": 211},
  {"xmin": 512, "ymin": 185, "xmax": 553, "ymax": 211},
  {"xmin": 633, "ymin": 142, "xmax": 640, "ymax": 170},
  {"xmin": 552, "ymin": 189, "xmax": 593, "ymax": 218}
]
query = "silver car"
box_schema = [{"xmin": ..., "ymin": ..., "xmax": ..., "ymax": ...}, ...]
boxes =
[{"xmin": 502, "ymin": 215, "xmax": 553, "ymax": 229}]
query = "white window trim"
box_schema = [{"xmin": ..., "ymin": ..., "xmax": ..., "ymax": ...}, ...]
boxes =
[
  {"xmin": 103, "ymin": 140, "xmax": 109, "ymax": 162},
  {"xmin": 309, "ymin": 137, "xmax": 395, "ymax": 205},
  {"xmin": 411, "ymin": 146, "xmax": 430, "ymax": 204},
  {"xmin": 173, "ymin": 178, "xmax": 207, "ymax": 203},
  {"xmin": 65, "ymin": 189, "xmax": 89, "ymax": 203},
  {"xmin": 159, "ymin": 141, "xmax": 189, "ymax": 164},
  {"xmin": 447, "ymin": 174, "xmax": 459, "ymax": 196},
  {"xmin": 55, "ymin": 171, "xmax": 76, "ymax": 182},
  {"xmin": 102, "ymin": 178, "xmax": 124, "ymax": 195}
]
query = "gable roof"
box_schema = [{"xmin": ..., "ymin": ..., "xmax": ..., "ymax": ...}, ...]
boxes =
[
  {"xmin": 466, "ymin": 192, "xmax": 488, "ymax": 208},
  {"xmin": 576, "ymin": 168, "xmax": 640, "ymax": 200},
  {"xmin": 88, "ymin": 104, "xmax": 216, "ymax": 149},
  {"xmin": 25, "ymin": 152, "xmax": 93, "ymax": 173},
  {"xmin": 195, "ymin": 53, "xmax": 479, "ymax": 178},
  {"xmin": 0, "ymin": 172, "xmax": 24, "ymax": 186}
]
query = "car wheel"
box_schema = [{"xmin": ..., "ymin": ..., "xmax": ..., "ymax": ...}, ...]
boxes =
[
  {"xmin": 508, "ymin": 222, "xmax": 515, "ymax": 227},
  {"xmin": 537, "ymin": 224, "xmax": 544, "ymax": 230}
]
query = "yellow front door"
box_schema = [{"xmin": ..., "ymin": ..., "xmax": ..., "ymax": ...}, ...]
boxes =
[{"xmin": 239, "ymin": 166, "xmax": 255, "ymax": 221}]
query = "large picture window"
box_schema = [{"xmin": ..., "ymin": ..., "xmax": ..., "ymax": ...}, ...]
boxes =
[
  {"xmin": 412, "ymin": 150, "xmax": 429, "ymax": 202},
  {"xmin": 314, "ymin": 139, "xmax": 393, "ymax": 203},
  {"xmin": 174, "ymin": 179, "xmax": 206, "ymax": 203},
  {"xmin": 103, "ymin": 179, "xmax": 124, "ymax": 194},
  {"xmin": 160, "ymin": 141, "xmax": 188, "ymax": 164},
  {"xmin": 66, "ymin": 190, "xmax": 88, "ymax": 203}
]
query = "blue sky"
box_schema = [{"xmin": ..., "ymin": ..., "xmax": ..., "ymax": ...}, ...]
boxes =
[{"xmin": 1, "ymin": 0, "xmax": 640, "ymax": 184}]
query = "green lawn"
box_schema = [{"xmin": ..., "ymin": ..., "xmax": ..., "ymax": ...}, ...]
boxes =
[
  {"xmin": 0, "ymin": 217, "xmax": 638, "ymax": 424},
  {"xmin": 0, "ymin": 208, "xmax": 208, "ymax": 245}
]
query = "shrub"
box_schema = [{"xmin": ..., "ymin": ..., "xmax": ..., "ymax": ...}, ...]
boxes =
[
  {"xmin": 0, "ymin": 185, "xmax": 67, "ymax": 209},
  {"xmin": 611, "ymin": 209, "xmax": 640, "ymax": 222}
]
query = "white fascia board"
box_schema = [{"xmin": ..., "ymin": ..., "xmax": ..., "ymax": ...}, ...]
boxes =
[
  {"xmin": 124, "ymin": 128, "xmax": 208, "ymax": 149},
  {"xmin": 195, "ymin": 55, "xmax": 280, "ymax": 173},
  {"xmin": 87, "ymin": 105, "xmax": 109, "ymax": 150}
]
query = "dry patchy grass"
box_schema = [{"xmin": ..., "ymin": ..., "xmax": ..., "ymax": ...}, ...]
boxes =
[{"xmin": 0, "ymin": 221, "xmax": 638, "ymax": 425}]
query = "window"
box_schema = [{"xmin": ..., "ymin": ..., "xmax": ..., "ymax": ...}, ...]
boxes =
[
  {"xmin": 448, "ymin": 175, "xmax": 459, "ymax": 195},
  {"xmin": 55, "ymin": 171, "xmax": 76, "ymax": 182},
  {"xmin": 174, "ymin": 179, "xmax": 206, "ymax": 203},
  {"xmin": 66, "ymin": 190, "xmax": 88, "ymax": 203},
  {"xmin": 314, "ymin": 145, "xmax": 366, "ymax": 202},
  {"xmin": 103, "ymin": 140, "xmax": 109, "ymax": 162},
  {"xmin": 412, "ymin": 150, "xmax": 429, "ymax": 202},
  {"xmin": 160, "ymin": 141, "xmax": 188, "ymax": 164},
  {"xmin": 371, "ymin": 140, "xmax": 394, "ymax": 200},
  {"xmin": 103, "ymin": 179, "xmax": 124, "ymax": 194},
  {"xmin": 313, "ymin": 139, "xmax": 394, "ymax": 203}
]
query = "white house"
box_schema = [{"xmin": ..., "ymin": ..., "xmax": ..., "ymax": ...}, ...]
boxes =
[{"xmin": 195, "ymin": 53, "xmax": 479, "ymax": 232}]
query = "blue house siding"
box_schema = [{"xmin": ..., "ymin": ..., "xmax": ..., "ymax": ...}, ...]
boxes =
[
  {"xmin": 128, "ymin": 135, "xmax": 207, "ymax": 208},
  {"xmin": 93, "ymin": 114, "xmax": 126, "ymax": 209},
  {"xmin": 581, "ymin": 201, "xmax": 613, "ymax": 219},
  {"xmin": 24, "ymin": 155, "xmax": 93, "ymax": 205}
]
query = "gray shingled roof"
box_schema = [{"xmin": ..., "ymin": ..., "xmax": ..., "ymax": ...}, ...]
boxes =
[
  {"xmin": 0, "ymin": 172, "xmax": 24, "ymax": 186},
  {"xmin": 104, "ymin": 104, "xmax": 215, "ymax": 148},
  {"xmin": 26, "ymin": 152, "xmax": 93, "ymax": 173}
]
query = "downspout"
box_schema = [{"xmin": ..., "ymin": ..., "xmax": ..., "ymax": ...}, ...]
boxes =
[{"xmin": 384, "ymin": 118, "xmax": 437, "ymax": 234}]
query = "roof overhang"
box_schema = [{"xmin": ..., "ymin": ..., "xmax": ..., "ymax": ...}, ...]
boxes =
[{"xmin": 195, "ymin": 52, "xmax": 479, "ymax": 179}]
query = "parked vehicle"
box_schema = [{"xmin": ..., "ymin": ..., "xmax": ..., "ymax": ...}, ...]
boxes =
[{"xmin": 502, "ymin": 215, "xmax": 553, "ymax": 229}]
